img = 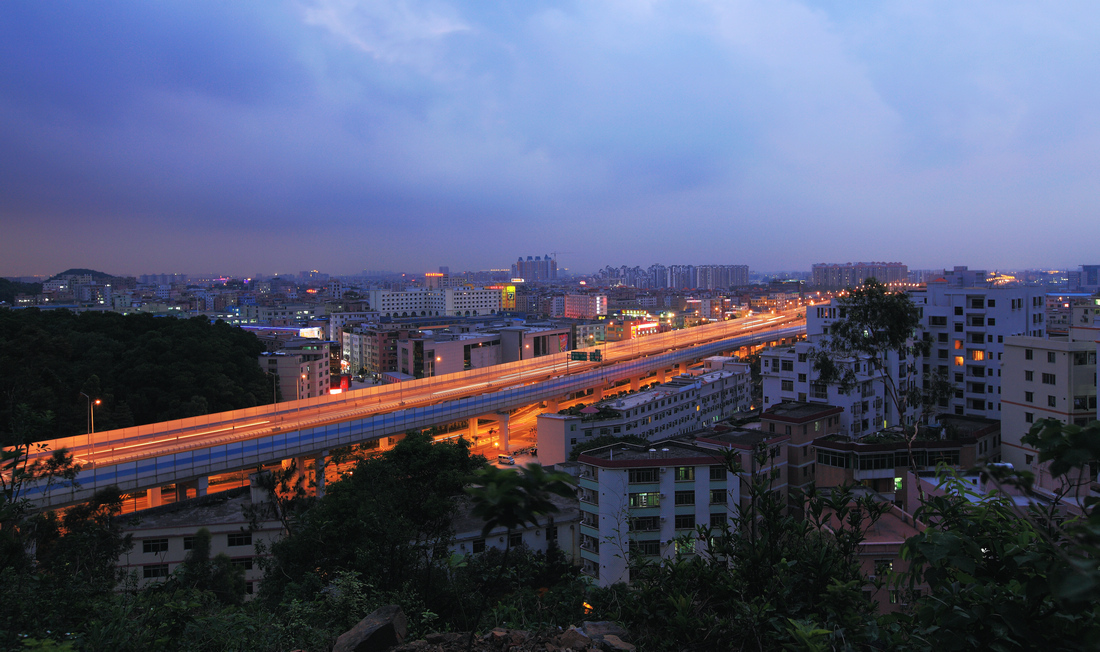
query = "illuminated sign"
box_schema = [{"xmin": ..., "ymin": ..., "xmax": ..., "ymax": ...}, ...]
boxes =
[
  {"xmin": 511, "ymin": 278, "xmax": 525, "ymax": 283},
  {"xmin": 503, "ymin": 285, "xmax": 516, "ymax": 310},
  {"xmin": 298, "ymin": 327, "xmax": 322, "ymax": 339}
]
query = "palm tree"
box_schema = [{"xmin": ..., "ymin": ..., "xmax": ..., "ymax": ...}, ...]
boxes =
[{"xmin": 464, "ymin": 463, "xmax": 575, "ymax": 643}]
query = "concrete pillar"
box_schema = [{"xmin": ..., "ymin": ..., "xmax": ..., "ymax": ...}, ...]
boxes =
[
  {"xmin": 544, "ymin": 398, "xmax": 559, "ymax": 413},
  {"xmin": 594, "ymin": 387, "xmax": 604, "ymax": 401},
  {"xmin": 497, "ymin": 413, "xmax": 510, "ymax": 452},
  {"xmin": 315, "ymin": 453, "xmax": 327, "ymax": 498},
  {"xmin": 678, "ymin": 362, "xmax": 688, "ymax": 376},
  {"xmin": 468, "ymin": 418, "xmax": 480, "ymax": 442},
  {"xmin": 196, "ymin": 476, "xmax": 208, "ymax": 497},
  {"xmin": 657, "ymin": 369, "xmax": 667, "ymax": 383},
  {"xmin": 147, "ymin": 486, "xmax": 162, "ymax": 508},
  {"xmin": 630, "ymin": 377, "xmax": 641, "ymax": 392}
]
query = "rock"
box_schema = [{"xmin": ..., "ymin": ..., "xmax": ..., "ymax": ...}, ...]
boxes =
[
  {"xmin": 332, "ymin": 604, "xmax": 408, "ymax": 652},
  {"xmin": 581, "ymin": 622, "xmax": 630, "ymax": 642},
  {"xmin": 557, "ymin": 627, "xmax": 592, "ymax": 651},
  {"xmin": 598, "ymin": 635, "xmax": 635, "ymax": 651},
  {"xmin": 425, "ymin": 632, "xmax": 463, "ymax": 645}
]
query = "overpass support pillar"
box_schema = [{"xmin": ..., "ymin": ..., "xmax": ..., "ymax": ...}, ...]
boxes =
[
  {"xmin": 468, "ymin": 418, "xmax": 480, "ymax": 443},
  {"xmin": 593, "ymin": 387, "xmax": 604, "ymax": 401},
  {"xmin": 630, "ymin": 377, "xmax": 641, "ymax": 392},
  {"xmin": 657, "ymin": 369, "xmax": 666, "ymax": 383},
  {"xmin": 315, "ymin": 452, "xmax": 328, "ymax": 498},
  {"xmin": 677, "ymin": 362, "xmax": 688, "ymax": 376},
  {"xmin": 497, "ymin": 413, "xmax": 510, "ymax": 452},
  {"xmin": 147, "ymin": 486, "xmax": 162, "ymax": 508},
  {"xmin": 544, "ymin": 398, "xmax": 559, "ymax": 413},
  {"xmin": 196, "ymin": 476, "xmax": 208, "ymax": 497}
]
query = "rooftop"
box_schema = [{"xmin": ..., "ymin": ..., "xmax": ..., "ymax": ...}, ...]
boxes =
[{"xmin": 762, "ymin": 400, "xmax": 843, "ymax": 423}]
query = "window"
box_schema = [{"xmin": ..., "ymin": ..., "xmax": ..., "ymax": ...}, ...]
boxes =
[
  {"xmin": 710, "ymin": 465, "xmax": 726, "ymax": 480},
  {"xmin": 143, "ymin": 539, "xmax": 169, "ymax": 554},
  {"xmin": 955, "ymin": 306, "xmax": 964, "ymax": 315},
  {"xmin": 1025, "ymin": 371, "xmax": 1034, "ymax": 381},
  {"xmin": 629, "ymin": 492, "xmax": 661, "ymax": 508},
  {"xmin": 988, "ymin": 299, "xmax": 995, "ymax": 307},
  {"xmin": 227, "ymin": 532, "xmax": 252, "ymax": 547},
  {"xmin": 509, "ymin": 532, "xmax": 523, "ymax": 548},
  {"xmin": 629, "ymin": 468, "xmax": 659, "ymax": 483},
  {"xmin": 1025, "ymin": 391, "xmax": 1033, "ymax": 402},
  {"xmin": 1042, "ymin": 373, "xmax": 1056, "ymax": 385},
  {"xmin": 143, "ymin": 564, "xmax": 170, "ymax": 579},
  {"xmin": 1025, "ymin": 412, "xmax": 1034, "ymax": 423},
  {"xmin": 875, "ymin": 559, "xmax": 894, "ymax": 575},
  {"xmin": 781, "ymin": 360, "xmax": 794, "ymax": 371},
  {"xmin": 629, "ymin": 540, "xmax": 661, "ymax": 557},
  {"xmin": 183, "ymin": 536, "xmax": 195, "ymax": 551},
  {"xmin": 472, "ymin": 538, "xmax": 486, "ymax": 553},
  {"xmin": 1047, "ymin": 395, "xmax": 1057, "ymax": 407},
  {"xmin": 954, "ymin": 356, "xmax": 964, "ymax": 366},
  {"xmin": 817, "ymin": 450, "xmax": 848, "ymax": 468},
  {"xmin": 674, "ymin": 514, "xmax": 695, "ymax": 530},
  {"xmin": 1025, "ymin": 349, "xmax": 1033, "ymax": 360},
  {"xmin": 710, "ymin": 489, "xmax": 726, "ymax": 504},
  {"xmin": 782, "ymin": 380, "xmax": 794, "ymax": 391},
  {"xmin": 674, "ymin": 491, "xmax": 695, "ymax": 506},
  {"xmin": 674, "ymin": 466, "xmax": 695, "ymax": 482},
  {"xmin": 1048, "ymin": 352, "xmax": 1057, "ymax": 363},
  {"xmin": 546, "ymin": 525, "xmax": 558, "ymax": 542},
  {"xmin": 710, "ymin": 513, "xmax": 727, "ymax": 527},
  {"xmin": 231, "ymin": 558, "xmax": 254, "ymax": 571},
  {"xmin": 629, "ymin": 516, "xmax": 660, "ymax": 531}
]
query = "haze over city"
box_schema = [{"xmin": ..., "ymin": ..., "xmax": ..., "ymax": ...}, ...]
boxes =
[{"xmin": 3, "ymin": 1, "xmax": 1100, "ymax": 277}]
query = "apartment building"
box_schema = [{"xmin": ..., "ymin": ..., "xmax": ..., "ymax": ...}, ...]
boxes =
[
  {"xmin": 912, "ymin": 282, "xmax": 1046, "ymax": 420},
  {"xmin": 562, "ymin": 294, "xmax": 608, "ymax": 320},
  {"xmin": 259, "ymin": 338, "xmax": 331, "ymax": 400},
  {"xmin": 575, "ymin": 441, "xmax": 742, "ymax": 585},
  {"xmin": 1001, "ymin": 335, "xmax": 1097, "ymax": 496},
  {"xmin": 758, "ymin": 401, "xmax": 844, "ymax": 503},
  {"xmin": 120, "ymin": 488, "xmax": 283, "ymax": 594},
  {"xmin": 537, "ymin": 365, "xmax": 752, "ymax": 466},
  {"xmin": 366, "ymin": 287, "xmax": 502, "ymax": 318},
  {"xmin": 811, "ymin": 262, "xmax": 908, "ymax": 289}
]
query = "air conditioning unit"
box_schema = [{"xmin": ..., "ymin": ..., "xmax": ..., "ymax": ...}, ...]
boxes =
[
  {"xmin": 660, "ymin": 517, "xmax": 667, "ymax": 522},
  {"xmin": 659, "ymin": 467, "xmax": 667, "ymax": 473}
]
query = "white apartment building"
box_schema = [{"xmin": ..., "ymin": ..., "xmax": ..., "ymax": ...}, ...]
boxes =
[
  {"xmin": 120, "ymin": 489, "xmax": 283, "ymax": 594},
  {"xmin": 1001, "ymin": 335, "xmax": 1097, "ymax": 496},
  {"xmin": 912, "ymin": 282, "xmax": 1046, "ymax": 419},
  {"xmin": 367, "ymin": 288, "xmax": 502, "ymax": 318},
  {"xmin": 761, "ymin": 341, "xmax": 902, "ymax": 437},
  {"xmin": 576, "ymin": 441, "xmax": 741, "ymax": 585},
  {"xmin": 537, "ymin": 364, "xmax": 752, "ymax": 466}
]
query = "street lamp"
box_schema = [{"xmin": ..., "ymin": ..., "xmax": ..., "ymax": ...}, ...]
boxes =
[{"xmin": 79, "ymin": 392, "xmax": 101, "ymax": 460}]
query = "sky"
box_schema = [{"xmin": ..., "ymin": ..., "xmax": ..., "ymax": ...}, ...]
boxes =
[{"xmin": 2, "ymin": 1, "xmax": 1099, "ymax": 278}]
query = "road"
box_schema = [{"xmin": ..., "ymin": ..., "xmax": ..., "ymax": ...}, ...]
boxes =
[{"xmin": 35, "ymin": 309, "xmax": 805, "ymax": 471}]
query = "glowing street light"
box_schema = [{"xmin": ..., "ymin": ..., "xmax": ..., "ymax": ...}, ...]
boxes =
[{"xmin": 79, "ymin": 392, "xmax": 102, "ymax": 460}]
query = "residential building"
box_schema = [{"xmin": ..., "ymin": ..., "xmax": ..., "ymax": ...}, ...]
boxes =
[
  {"xmin": 119, "ymin": 488, "xmax": 283, "ymax": 594},
  {"xmin": 1001, "ymin": 335, "xmax": 1097, "ymax": 496},
  {"xmin": 511, "ymin": 255, "xmax": 558, "ymax": 282},
  {"xmin": 813, "ymin": 415, "xmax": 1001, "ymax": 500},
  {"xmin": 366, "ymin": 287, "xmax": 502, "ymax": 318},
  {"xmin": 563, "ymin": 294, "xmax": 608, "ymax": 320},
  {"xmin": 449, "ymin": 493, "xmax": 580, "ymax": 561},
  {"xmin": 537, "ymin": 365, "xmax": 752, "ymax": 466},
  {"xmin": 759, "ymin": 401, "xmax": 844, "ymax": 504},
  {"xmin": 811, "ymin": 262, "xmax": 908, "ymax": 289},
  {"xmin": 576, "ymin": 441, "xmax": 741, "ymax": 585},
  {"xmin": 912, "ymin": 282, "xmax": 1047, "ymax": 419},
  {"xmin": 259, "ymin": 339, "xmax": 331, "ymax": 400}
]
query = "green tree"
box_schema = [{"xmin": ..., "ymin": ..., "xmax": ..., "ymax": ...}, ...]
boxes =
[
  {"xmin": 464, "ymin": 463, "xmax": 576, "ymax": 640},
  {"xmin": 808, "ymin": 279, "xmax": 951, "ymax": 471},
  {"xmin": 173, "ymin": 528, "xmax": 247, "ymax": 605}
]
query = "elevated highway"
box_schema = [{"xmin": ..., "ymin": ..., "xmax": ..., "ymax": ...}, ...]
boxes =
[{"xmin": 22, "ymin": 313, "xmax": 805, "ymax": 509}]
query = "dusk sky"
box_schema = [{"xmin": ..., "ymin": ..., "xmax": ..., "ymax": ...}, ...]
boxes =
[{"xmin": 2, "ymin": 1, "xmax": 1099, "ymax": 278}]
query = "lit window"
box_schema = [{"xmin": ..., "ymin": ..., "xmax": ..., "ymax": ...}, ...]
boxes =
[{"xmin": 954, "ymin": 356, "xmax": 964, "ymax": 366}]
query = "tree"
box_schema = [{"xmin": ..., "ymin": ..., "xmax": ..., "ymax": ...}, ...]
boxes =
[
  {"xmin": 809, "ymin": 279, "xmax": 951, "ymax": 472},
  {"xmin": 173, "ymin": 528, "xmax": 247, "ymax": 605},
  {"xmin": 464, "ymin": 463, "xmax": 576, "ymax": 642}
]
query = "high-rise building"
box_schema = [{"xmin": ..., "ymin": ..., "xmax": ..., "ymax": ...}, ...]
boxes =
[
  {"xmin": 811, "ymin": 262, "xmax": 908, "ymax": 289},
  {"xmin": 510, "ymin": 255, "xmax": 558, "ymax": 282}
]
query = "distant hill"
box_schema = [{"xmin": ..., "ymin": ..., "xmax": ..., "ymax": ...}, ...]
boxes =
[
  {"xmin": 0, "ymin": 278, "xmax": 42, "ymax": 304},
  {"xmin": 48, "ymin": 268, "xmax": 117, "ymax": 283}
]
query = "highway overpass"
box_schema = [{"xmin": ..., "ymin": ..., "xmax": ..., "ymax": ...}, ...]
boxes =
[{"xmin": 21, "ymin": 315, "xmax": 805, "ymax": 509}]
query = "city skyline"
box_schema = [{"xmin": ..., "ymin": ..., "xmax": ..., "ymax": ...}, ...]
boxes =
[{"xmin": 3, "ymin": 2, "xmax": 1100, "ymax": 277}]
